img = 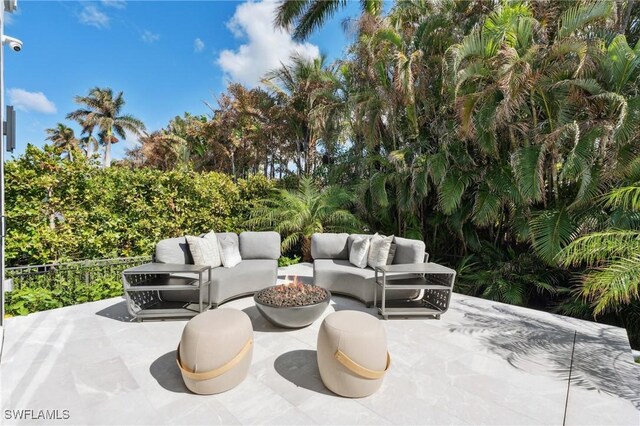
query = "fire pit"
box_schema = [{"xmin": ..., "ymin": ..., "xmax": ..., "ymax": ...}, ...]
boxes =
[{"xmin": 254, "ymin": 277, "xmax": 331, "ymax": 328}]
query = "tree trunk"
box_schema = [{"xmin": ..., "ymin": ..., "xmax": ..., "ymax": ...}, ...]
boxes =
[
  {"xmin": 104, "ymin": 142, "xmax": 111, "ymax": 168},
  {"xmin": 104, "ymin": 128, "xmax": 112, "ymax": 168},
  {"xmin": 48, "ymin": 188, "xmax": 55, "ymax": 230},
  {"xmin": 619, "ymin": 0, "xmax": 634, "ymax": 34},
  {"xmin": 230, "ymin": 151, "xmax": 236, "ymax": 179},
  {"xmin": 68, "ymin": 147, "xmax": 73, "ymax": 162},
  {"xmin": 302, "ymin": 236, "xmax": 312, "ymax": 262},
  {"xmin": 296, "ymin": 140, "xmax": 303, "ymax": 176}
]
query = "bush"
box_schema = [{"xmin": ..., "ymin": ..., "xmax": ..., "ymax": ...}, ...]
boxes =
[
  {"xmin": 278, "ymin": 255, "xmax": 301, "ymax": 267},
  {"xmin": 4, "ymin": 287, "xmax": 61, "ymax": 316},
  {"xmin": 4, "ymin": 256, "xmax": 148, "ymax": 316},
  {"xmin": 4, "ymin": 277, "xmax": 124, "ymax": 316},
  {"xmin": 5, "ymin": 145, "xmax": 274, "ymax": 266}
]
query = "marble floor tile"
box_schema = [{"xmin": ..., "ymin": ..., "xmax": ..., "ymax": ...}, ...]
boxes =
[{"xmin": 1, "ymin": 263, "xmax": 638, "ymax": 425}]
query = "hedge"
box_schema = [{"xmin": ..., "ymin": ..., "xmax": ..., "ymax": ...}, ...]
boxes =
[{"xmin": 5, "ymin": 145, "xmax": 274, "ymax": 266}]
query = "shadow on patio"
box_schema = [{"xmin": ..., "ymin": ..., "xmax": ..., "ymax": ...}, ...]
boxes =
[{"xmin": 449, "ymin": 298, "xmax": 640, "ymax": 409}]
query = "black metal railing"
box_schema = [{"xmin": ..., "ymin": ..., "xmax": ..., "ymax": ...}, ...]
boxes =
[{"xmin": 6, "ymin": 256, "xmax": 152, "ymax": 290}]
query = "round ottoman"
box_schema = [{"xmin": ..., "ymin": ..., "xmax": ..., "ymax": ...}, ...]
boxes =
[
  {"xmin": 317, "ymin": 310, "xmax": 390, "ymax": 398},
  {"xmin": 176, "ymin": 309, "xmax": 253, "ymax": 395}
]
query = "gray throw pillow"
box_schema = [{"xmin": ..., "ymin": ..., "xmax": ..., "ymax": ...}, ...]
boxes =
[{"xmin": 386, "ymin": 243, "xmax": 397, "ymax": 265}]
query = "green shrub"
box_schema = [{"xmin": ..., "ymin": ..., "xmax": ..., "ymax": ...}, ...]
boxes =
[
  {"xmin": 5, "ymin": 145, "xmax": 274, "ymax": 266},
  {"xmin": 278, "ymin": 255, "xmax": 301, "ymax": 267},
  {"xmin": 4, "ymin": 277, "xmax": 123, "ymax": 316},
  {"xmin": 5, "ymin": 287, "xmax": 62, "ymax": 316}
]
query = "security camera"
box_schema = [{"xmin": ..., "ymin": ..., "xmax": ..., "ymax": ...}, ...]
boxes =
[{"xmin": 2, "ymin": 35, "xmax": 23, "ymax": 52}]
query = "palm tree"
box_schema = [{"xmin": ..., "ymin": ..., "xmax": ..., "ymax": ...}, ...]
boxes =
[
  {"xmin": 246, "ymin": 177, "xmax": 361, "ymax": 261},
  {"xmin": 67, "ymin": 87, "xmax": 146, "ymax": 167},
  {"xmin": 443, "ymin": 1, "xmax": 636, "ymax": 264},
  {"xmin": 44, "ymin": 123, "xmax": 79, "ymax": 161},
  {"xmin": 275, "ymin": 0, "xmax": 383, "ymax": 41},
  {"xmin": 264, "ymin": 54, "xmax": 341, "ymax": 176},
  {"xmin": 559, "ymin": 185, "xmax": 640, "ymax": 315},
  {"xmin": 79, "ymin": 131, "xmax": 99, "ymax": 160}
]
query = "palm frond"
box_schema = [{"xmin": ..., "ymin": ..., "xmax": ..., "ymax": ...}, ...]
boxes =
[
  {"xmin": 438, "ymin": 170, "xmax": 471, "ymax": 215},
  {"xmin": 529, "ymin": 208, "xmax": 578, "ymax": 265},
  {"xmin": 274, "ymin": 0, "xmax": 312, "ymax": 29},
  {"xmin": 515, "ymin": 145, "xmax": 544, "ymax": 203},
  {"xmin": 292, "ymin": 0, "xmax": 344, "ymax": 41},
  {"xmin": 581, "ymin": 255, "xmax": 640, "ymax": 315},
  {"xmin": 605, "ymin": 185, "xmax": 640, "ymax": 211},
  {"xmin": 557, "ymin": 0, "xmax": 614, "ymax": 40},
  {"xmin": 559, "ymin": 229, "xmax": 640, "ymax": 266}
]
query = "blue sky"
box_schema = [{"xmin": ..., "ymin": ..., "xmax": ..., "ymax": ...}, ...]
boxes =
[{"xmin": 4, "ymin": 0, "xmax": 360, "ymax": 160}]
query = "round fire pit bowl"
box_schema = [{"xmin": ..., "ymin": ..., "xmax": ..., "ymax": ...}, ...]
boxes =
[{"xmin": 254, "ymin": 282, "xmax": 331, "ymax": 329}]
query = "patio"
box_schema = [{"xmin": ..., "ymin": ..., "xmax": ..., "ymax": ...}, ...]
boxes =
[{"xmin": 1, "ymin": 263, "xmax": 639, "ymax": 425}]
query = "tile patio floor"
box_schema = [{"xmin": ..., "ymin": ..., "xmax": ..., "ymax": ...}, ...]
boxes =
[{"xmin": 1, "ymin": 263, "xmax": 639, "ymax": 425}]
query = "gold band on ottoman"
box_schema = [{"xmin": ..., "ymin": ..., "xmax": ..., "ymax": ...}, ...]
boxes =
[
  {"xmin": 334, "ymin": 350, "xmax": 391, "ymax": 380},
  {"xmin": 176, "ymin": 339, "xmax": 253, "ymax": 381},
  {"xmin": 317, "ymin": 310, "xmax": 390, "ymax": 397}
]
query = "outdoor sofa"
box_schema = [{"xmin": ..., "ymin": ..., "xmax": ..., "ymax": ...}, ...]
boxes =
[
  {"xmin": 152, "ymin": 231, "xmax": 429, "ymax": 309},
  {"xmin": 155, "ymin": 231, "xmax": 280, "ymax": 307},
  {"xmin": 312, "ymin": 233, "xmax": 427, "ymax": 305}
]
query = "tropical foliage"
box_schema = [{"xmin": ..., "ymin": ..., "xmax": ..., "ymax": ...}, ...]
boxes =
[
  {"xmin": 5, "ymin": 145, "xmax": 272, "ymax": 266},
  {"xmin": 560, "ymin": 185, "xmax": 640, "ymax": 315},
  {"xmin": 275, "ymin": 0, "xmax": 383, "ymax": 40},
  {"xmin": 246, "ymin": 177, "xmax": 361, "ymax": 260},
  {"xmin": 67, "ymin": 87, "xmax": 146, "ymax": 167},
  {"xmin": 45, "ymin": 123, "xmax": 80, "ymax": 161},
  {"xmin": 13, "ymin": 0, "xmax": 640, "ymax": 346}
]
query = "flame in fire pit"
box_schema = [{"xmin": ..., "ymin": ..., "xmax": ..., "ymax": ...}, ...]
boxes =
[{"xmin": 282, "ymin": 275, "xmax": 304, "ymax": 291}]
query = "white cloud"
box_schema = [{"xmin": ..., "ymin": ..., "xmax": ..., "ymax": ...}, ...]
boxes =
[
  {"xmin": 78, "ymin": 4, "xmax": 109, "ymax": 29},
  {"xmin": 101, "ymin": 0, "xmax": 126, "ymax": 9},
  {"xmin": 8, "ymin": 89, "xmax": 57, "ymax": 114},
  {"xmin": 217, "ymin": 0, "xmax": 320, "ymax": 87},
  {"xmin": 4, "ymin": 7, "xmax": 20, "ymax": 25},
  {"xmin": 141, "ymin": 30, "xmax": 160, "ymax": 43},
  {"xmin": 194, "ymin": 38, "xmax": 205, "ymax": 53},
  {"xmin": 123, "ymin": 129, "xmax": 142, "ymax": 149}
]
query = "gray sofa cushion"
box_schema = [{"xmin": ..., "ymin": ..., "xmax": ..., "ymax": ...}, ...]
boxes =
[
  {"xmin": 163, "ymin": 259, "xmax": 277, "ymax": 305},
  {"xmin": 311, "ymin": 233, "xmax": 349, "ymax": 260},
  {"xmin": 313, "ymin": 259, "xmax": 419, "ymax": 304},
  {"xmin": 239, "ymin": 231, "xmax": 281, "ymax": 260},
  {"xmin": 393, "ymin": 236, "xmax": 426, "ymax": 264},
  {"xmin": 155, "ymin": 237, "xmax": 193, "ymax": 264}
]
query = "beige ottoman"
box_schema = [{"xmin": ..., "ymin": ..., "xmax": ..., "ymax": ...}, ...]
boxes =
[
  {"xmin": 176, "ymin": 309, "xmax": 253, "ymax": 395},
  {"xmin": 317, "ymin": 311, "xmax": 390, "ymax": 398}
]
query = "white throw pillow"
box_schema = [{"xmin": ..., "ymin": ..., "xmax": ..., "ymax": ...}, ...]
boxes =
[
  {"xmin": 218, "ymin": 236, "xmax": 242, "ymax": 268},
  {"xmin": 368, "ymin": 234, "xmax": 394, "ymax": 268},
  {"xmin": 349, "ymin": 237, "xmax": 370, "ymax": 269},
  {"xmin": 186, "ymin": 232, "xmax": 221, "ymax": 267}
]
